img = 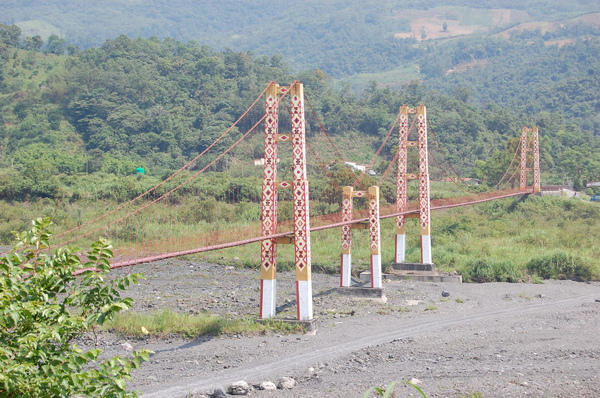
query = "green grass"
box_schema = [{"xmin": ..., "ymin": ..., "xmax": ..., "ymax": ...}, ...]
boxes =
[
  {"xmin": 2, "ymin": 187, "xmax": 598, "ymax": 283},
  {"xmin": 103, "ymin": 309, "xmax": 305, "ymax": 338}
]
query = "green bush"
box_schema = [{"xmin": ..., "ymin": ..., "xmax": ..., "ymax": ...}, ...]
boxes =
[
  {"xmin": 526, "ymin": 252, "xmax": 594, "ymax": 281},
  {"xmin": 0, "ymin": 217, "xmax": 149, "ymax": 397},
  {"xmin": 461, "ymin": 259, "xmax": 525, "ymax": 283}
]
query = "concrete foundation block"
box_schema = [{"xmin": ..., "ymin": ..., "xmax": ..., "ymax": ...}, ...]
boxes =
[{"xmin": 336, "ymin": 286, "xmax": 386, "ymax": 301}]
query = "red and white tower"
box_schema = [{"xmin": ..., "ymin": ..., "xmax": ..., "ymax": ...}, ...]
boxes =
[
  {"xmin": 259, "ymin": 82, "xmax": 313, "ymax": 321},
  {"xmin": 532, "ymin": 126, "xmax": 541, "ymax": 193},
  {"xmin": 394, "ymin": 105, "xmax": 432, "ymax": 265},
  {"xmin": 519, "ymin": 126, "xmax": 541, "ymax": 193},
  {"xmin": 339, "ymin": 186, "xmax": 382, "ymax": 288},
  {"xmin": 519, "ymin": 127, "xmax": 529, "ymax": 191}
]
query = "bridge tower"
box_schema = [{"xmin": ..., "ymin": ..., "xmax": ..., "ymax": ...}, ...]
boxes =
[
  {"xmin": 259, "ymin": 82, "xmax": 313, "ymax": 321},
  {"xmin": 394, "ymin": 105, "xmax": 433, "ymax": 265},
  {"xmin": 519, "ymin": 126, "xmax": 541, "ymax": 193},
  {"xmin": 339, "ymin": 186, "xmax": 382, "ymax": 289}
]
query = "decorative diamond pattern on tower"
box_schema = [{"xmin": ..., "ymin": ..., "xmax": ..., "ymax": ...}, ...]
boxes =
[
  {"xmin": 416, "ymin": 106, "xmax": 431, "ymax": 233},
  {"xmin": 532, "ymin": 127, "xmax": 541, "ymax": 193},
  {"xmin": 341, "ymin": 189, "xmax": 353, "ymax": 253},
  {"xmin": 260, "ymin": 86, "xmax": 279, "ymax": 277},
  {"xmin": 396, "ymin": 106, "xmax": 409, "ymax": 231},
  {"xmin": 368, "ymin": 188, "xmax": 381, "ymax": 254},
  {"xmin": 520, "ymin": 128, "xmax": 528, "ymax": 190},
  {"xmin": 290, "ymin": 85, "xmax": 311, "ymax": 277}
]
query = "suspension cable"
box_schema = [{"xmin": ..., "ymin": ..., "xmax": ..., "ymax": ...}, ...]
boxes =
[
  {"xmin": 47, "ymin": 86, "xmax": 288, "ymax": 251},
  {"xmin": 51, "ymin": 84, "xmax": 270, "ymax": 242}
]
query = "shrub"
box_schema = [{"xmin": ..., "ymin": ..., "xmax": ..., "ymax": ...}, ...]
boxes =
[
  {"xmin": 0, "ymin": 217, "xmax": 149, "ymax": 397},
  {"xmin": 461, "ymin": 259, "xmax": 525, "ymax": 283},
  {"xmin": 526, "ymin": 252, "xmax": 594, "ymax": 281}
]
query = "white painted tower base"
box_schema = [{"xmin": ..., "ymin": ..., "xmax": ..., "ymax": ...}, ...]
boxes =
[
  {"xmin": 260, "ymin": 279, "xmax": 277, "ymax": 319},
  {"xmin": 296, "ymin": 280, "xmax": 313, "ymax": 321},
  {"xmin": 395, "ymin": 234, "xmax": 406, "ymax": 263},
  {"xmin": 340, "ymin": 253, "xmax": 352, "ymax": 287},
  {"xmin": 370, "ymin": 254, "xmax": 382, "ymax": 288},
  {"xmin": 421, "ymin": 235, "xmax": 433, "ymax": 264}
]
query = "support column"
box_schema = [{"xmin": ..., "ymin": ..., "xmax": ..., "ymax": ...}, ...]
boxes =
[
  {"xmin": 368, "ymin": 186, "xmax": 382, "ymax": 288},
  {"xmin": 532, "ymin": 126, "xmax": 541, "ymax": 193},
  {"xmin": 519, "ymin": 127, "xmax": 528, "ymax": 191},
  {"xmin": 395, "ymin": 105, "xmax": 409, "ymax": 263},
  {"xmin": 259, "ymin": 82, "xmax": 280, "ymax": 319},
  {"xmin": 340, "ymin": 186, "xmax": 353, "ymax": 287},
  {"xmin": 416, "ymin": 105, "xmax": 432, "ymax": 264},
  {"xmin": 289, "ymin": 83, "xmax": 313, "ymax": 321}
]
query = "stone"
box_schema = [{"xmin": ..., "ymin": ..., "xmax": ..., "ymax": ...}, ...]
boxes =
[
  {"xmin": 441, "ymin": 291, "xmax": 450, "ymax": 297},
  {"xmin": 121, "ymin": 342, "xmax": 133, "ymax": 351},
  {"xmin": 227, "ymin": 380, "xmax": 249, "ymax": 395},
  {"xmin": 258, "ymin": 381, "xmax": 277, "ymax": 391},
  {"xmin": 277, "ymin": 376, "xmax": 296, "ymax": 389},
  {"xmin": 211, "ymin": 388, "xmax": 227, "ymax": 398},
  {"xmin": 408, "ymin": 378, "xmax": 421, "ymax": 385}
]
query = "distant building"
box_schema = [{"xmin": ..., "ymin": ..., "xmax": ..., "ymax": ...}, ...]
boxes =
[{"xmin": 344, "ymin": 161, "xmax": 366, "ymax": 173}]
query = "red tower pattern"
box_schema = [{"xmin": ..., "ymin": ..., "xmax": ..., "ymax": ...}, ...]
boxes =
[
  {"xmin": 395, "ymin": 106, "xmax": 409, "ymax": 234},
  {"xmin": 519, "ymin": 127, "xmax": 528, "ymax": 191},
  {"xmin": 289, "ymin": 83, "xmax": 312, "ymax": 282},
  {"xmin": 341, "ymin": 188, "xmax": 353, "ymax": 254},
  {"xmin": 368, "ymin": 187, "xmax": 381, "ymax": 255},
  {"xmin": 417, "ymin": 105, "xmax": 431, "ymax": 234},
  {"xmin": 532, "ymin": 127, "xmax": 541, "ymax": 193},
  {"xmin": 260, "ymin": 83, "xmax": 279, "ymax": 280}
]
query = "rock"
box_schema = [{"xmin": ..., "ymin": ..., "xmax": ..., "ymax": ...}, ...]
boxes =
[
  {"xmin": 121, "ymin": 342, "xmax": 133, "ymax": 351},
  {"xmin": 441, "ymin": 291, "xmax": 450, "ymax": 297},
  {"xmin": 277, "ymin": 376, "xmax": 296, "ymax": 389},
  {"xmin": 210, "ymin": 388, "xmax": 227, "ymax": 398},
  {"xmin": 227, "ymin": 380, "xmax": 249, "ymax": 395},
  {"xmin": 408, "ymin": 377, "xmax": 421, "ymax": 385},
  {"xmin": 258, "ymin": 381, "xmax": 277, "ymax": 390}
]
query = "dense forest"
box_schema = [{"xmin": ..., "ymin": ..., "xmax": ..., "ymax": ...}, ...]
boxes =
[
  {"xmin": 1, "ymin": 19, "xmax": 600, "ymax": 206},
  {"xmin": 1, "ymin": 0, "xmax": 599, "ymax": 76},
  {"xmin": 1, "ymin": 0, "xmax": 600, "ymax": 204}
]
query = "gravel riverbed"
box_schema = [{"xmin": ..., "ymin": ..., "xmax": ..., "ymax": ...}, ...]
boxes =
[{"xmin": 82, "ymin": 259, "xmax": 600, "ymax": 398}]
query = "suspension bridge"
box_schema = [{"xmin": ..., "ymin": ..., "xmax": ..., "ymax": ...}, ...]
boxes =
[{"xmin": 39, "ymin": 81, "xmax": 542, "ymax": 322}]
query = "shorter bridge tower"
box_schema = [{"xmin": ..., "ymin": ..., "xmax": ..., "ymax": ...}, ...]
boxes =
[{"xmin": 340, "ymin": 186, "xmax": 382, "ymax": 289}]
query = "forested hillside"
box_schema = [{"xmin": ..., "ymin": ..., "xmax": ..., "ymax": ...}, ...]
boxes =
[
  {"xmin": 1, "ymin": 0, "xmax": 598, "ymax": 76},
  {"xmin": 1, "ymin": 24, "xmax": 600, "ymax": 204}
]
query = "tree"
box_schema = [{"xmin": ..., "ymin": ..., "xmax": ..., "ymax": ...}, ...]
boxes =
[
  {"xmin": 0, "ymin": 23, "xmax": 21, "ymax": 48},
  {"xmin": 46, "ymin": 34, "xmax": 66, "ymax": 55},
  {"xmin": 23, "ymin": 35, "xmax": 44, "ymax": 51},
  {"xmin": 0, "ymin": 218, "xmax": 149, "ymax": 398}
]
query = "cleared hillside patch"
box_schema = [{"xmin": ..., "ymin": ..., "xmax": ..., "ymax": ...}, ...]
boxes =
[{"xmin": 393, "ymin": 7, "xmax": 530, "ymax": 41}]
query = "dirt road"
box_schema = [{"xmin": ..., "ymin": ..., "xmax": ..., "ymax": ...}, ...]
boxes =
[{"xmin": 92, "ymin": 260, "xmax": 599, "ymax": 397}]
